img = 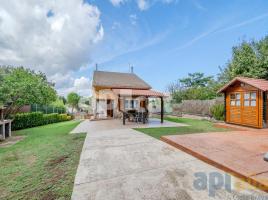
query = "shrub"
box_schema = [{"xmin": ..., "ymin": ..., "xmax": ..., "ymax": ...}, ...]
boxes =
[
  {"xmin": 12, "ymin": 112, "xmax": 72, "ymax": 130},
  {"xmin": 210, "ymin": 104, "xmax": 225, "ymax": 121}
]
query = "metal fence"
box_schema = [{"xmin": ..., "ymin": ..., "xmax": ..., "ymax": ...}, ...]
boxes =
[{"xmin": 30, "ymin": 104, "xmax": 66, "ymax": 114}]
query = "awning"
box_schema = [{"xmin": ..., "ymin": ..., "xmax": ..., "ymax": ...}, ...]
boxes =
[{"xmin": 112, "ymin": 89, "xmax": 166, "ymax": 97}]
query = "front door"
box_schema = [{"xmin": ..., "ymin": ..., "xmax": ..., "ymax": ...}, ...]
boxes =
[
  {"xmin": 228, "ymin": 91, "xmax": 259, "ymax": 127},
  {"xmin": 107, "ymin": 99, "xmax": 114, "ymax": 118}
]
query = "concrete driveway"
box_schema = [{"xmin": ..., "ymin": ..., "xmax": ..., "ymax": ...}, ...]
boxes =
[{"xmin": 71, "ymin": 119, "xmax": 267, "ymax": 200}]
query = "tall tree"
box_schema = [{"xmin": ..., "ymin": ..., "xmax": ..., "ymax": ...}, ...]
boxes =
[
  {"xmin": 219, "ymin": 36, "xmax": 268, "ymax": 82},
  {"xmin": 67, "ymin": 92, "xmax": 80, "ymax": 113},
  {"xmin": 179, "ymin": 72, "xmax": 214, "ymax": 88},
  {"xmin": 0, "ymin": 67, "xmax": 57, "ymax": 117}
]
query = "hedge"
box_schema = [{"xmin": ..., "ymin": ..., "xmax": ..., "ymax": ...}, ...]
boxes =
[{"xmin": 12, "ymin": 112, "xmax": 72, "ymax": 130}]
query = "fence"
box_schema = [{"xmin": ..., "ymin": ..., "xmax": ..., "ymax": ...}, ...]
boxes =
[
  {"xmin": 172, "ymin": 97, "xmax": 224, "ymax": 117},
  {"xmin": 30, "ymin": 104, "xmax": 66, "ymax": 114}
]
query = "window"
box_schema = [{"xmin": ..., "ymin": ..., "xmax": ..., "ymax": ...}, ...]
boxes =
[
  {"xmin": 230, "ymin": 93, "xmax": 241, "ymax": 106},
  {"xmin": 124, "ymin": 100, "xmax": 129, "ymax": 109},
  {"xmin": 124, "ymin": 99, "xmax": 139, "ymax": 109},
  {"xmin": 243, "ymin": 92, "xmax": 257, "ymax": 107},
  {"xmin": 250, "ymin": 92, "xmax": 256, "ymax": 106}
]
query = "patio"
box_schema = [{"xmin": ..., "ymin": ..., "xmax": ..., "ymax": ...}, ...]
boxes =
[
  {"xmin": 71, "ymin": 118, "xmax": 188, "ymax": 134},
  {"xmin": 162, "ymin": 129, "xmax": 268, "ymax": 192},
  {"xmin": 71, "ymin": 119, "xmax": 267, "ymax": 199}
]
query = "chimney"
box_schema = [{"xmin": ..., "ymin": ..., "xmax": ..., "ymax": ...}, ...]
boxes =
[
  {"xmin": 131, "ymin": 66, "xmax": 134, "ymax": 73},
  {"xmin": 95, "ymin": 63, "xmax": 98, "ymax": 71}
]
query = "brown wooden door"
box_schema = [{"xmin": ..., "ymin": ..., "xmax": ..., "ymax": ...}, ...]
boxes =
[
  {"xmin": 227, "ymin": 91, "xmax": 259, "ymax": 127},
  {"xmin": 241, "ymin": 91, "xmax": 259, "ymax": 127},
  {"xmin": 107, "ymin": 100, "xmax": 114, "ymax": 117}
]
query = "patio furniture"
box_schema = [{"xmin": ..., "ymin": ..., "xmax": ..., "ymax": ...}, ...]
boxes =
[{"xmin": 134, "ymin": 112, "xmax": 148, "ymax": 124}]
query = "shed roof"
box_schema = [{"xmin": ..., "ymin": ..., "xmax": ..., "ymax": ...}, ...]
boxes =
[
  {"xmin": 93, "ymin": 71, "xmax": 151, "ymax": 89},
  {"xmin": 112, "ymin": 89, "xmax": 166, "ymax": 97},
  {"xmin": 218, "ymin": 77, "xmax": 268, "ymax": 93}
]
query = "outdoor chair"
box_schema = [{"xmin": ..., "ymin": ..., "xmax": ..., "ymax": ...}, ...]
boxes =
[{"xmin": 134, "ymin": 112, "xmax": 142, "ymax": 123}]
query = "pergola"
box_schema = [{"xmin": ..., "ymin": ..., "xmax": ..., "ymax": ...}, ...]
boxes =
[{"xmin": 112, "ymin": 89, "xmax": 166, "ymax": 125}]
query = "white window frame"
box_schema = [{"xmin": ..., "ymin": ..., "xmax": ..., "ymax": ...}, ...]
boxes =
[{"xmin": 124, "ymin": 99, "xmax": 139, "ymax": 110}]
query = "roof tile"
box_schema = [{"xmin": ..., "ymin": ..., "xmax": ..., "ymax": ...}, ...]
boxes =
[
  {"xmin": 218, "ymin": 77, "xmax": 268, "ymax": 93},
  {"xmin": 93, "ymin": 71, "xmax": 151, "ymax": 89}
]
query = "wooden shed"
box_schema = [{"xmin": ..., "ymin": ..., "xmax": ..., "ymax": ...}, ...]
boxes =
[{"xmin": 218, "ymin": 77, "xmax": 268, "ymax": 128}]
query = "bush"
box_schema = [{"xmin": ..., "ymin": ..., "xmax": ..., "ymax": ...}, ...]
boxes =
[
  {"xmin": 210, "ymin": 104, "xmax": 225, "ymax": 121},
  {"xmin": 12, "ymin": 112, "xmax": 71, "ymax": 130}
]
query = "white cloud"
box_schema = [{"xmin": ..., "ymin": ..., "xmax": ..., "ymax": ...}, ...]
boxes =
[
  {"xmin": 74, "ymin": 76, "xmax": 91, "ymax": 90},
  {"xmin": 129, "ymin": 14, "xmax": 138, "ymax": 25},
  {"xmin": 111, "ymin": 21, "xmax": 121, "ymax": 30},
  {"xmin": 137, "ymin": 0, "xmax": 149, "ymax": 10},
  {"xmin": 109, "ymin": 0, "xmax": 126, "ymax": 6},
  {"xmin": 173, "ymin": 12, "xmax": 268, "ymax": 52},
  {"xmin": 54, "ymin": 75, "xmax": 91, "ymax": 97},
  {"xmin": 109, "ymin": 0, "xmax": 176, "ymax": 11},
  {"xmin": 0, "ymin": 0, "xmax": 103, "ymax": 76}
]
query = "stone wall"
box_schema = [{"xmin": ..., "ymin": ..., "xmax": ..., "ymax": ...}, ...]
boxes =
[{"xmin": 172, "ymin": 97, "xmax": 224, "ymax": 117}]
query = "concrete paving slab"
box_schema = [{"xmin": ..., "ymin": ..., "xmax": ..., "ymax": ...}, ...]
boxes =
[
  {"xmin": 75, "ymin": 139, "xmax": 196, "ymax": 185},
  {"xmin": 82, "ymin": 129, "xmax": 157, "ymax": 150},
  {"xmin": 72, "ymin": 120, "xmax": 268, "ymax": 200},
  {"xmin": 71, "ymin": 118, "xmax": 187, "ymax": 134}
]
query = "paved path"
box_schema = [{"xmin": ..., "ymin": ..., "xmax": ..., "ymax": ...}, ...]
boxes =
[{"xmin": 71, "ymin": 120, "xmax": 268, "ymax": 200}]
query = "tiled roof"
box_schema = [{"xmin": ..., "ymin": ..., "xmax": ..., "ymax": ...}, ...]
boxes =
[
  {"xmin": 112, "ymin": 89, "xmax": 166, "ymax": 97},
  {"xmin": 218, "ymin": 77, "xmax": 268, "ymax": 93},
  {"xmin": 93, "ymin": 71, "xmax": 151, "ymax": 89}
]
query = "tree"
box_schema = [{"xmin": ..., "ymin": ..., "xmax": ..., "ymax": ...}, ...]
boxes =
[
  {"xmin": 179, "ymin": 72, "xmax": 214, "ymax": 88},
  {"xmin": 219, "ymin": 36, "xmax": 268, "ymax": 82},
  {"xmin": 67, "ymin": 92, "xmax": 80, "ymax": 113},
  {"xmin": 0, "ymin": 66, "xmax": 57, "ymax": 118},
  {"xmin": 59, "ymin": 96, "xmax": 67, "ymax": 105},
  {"xmin": 167, "ymin": 73, "xmax": 220, "ymax": 103},
  {"xmin": 50, "ymin": 97, "xmax": 66, "ymax": 113}
]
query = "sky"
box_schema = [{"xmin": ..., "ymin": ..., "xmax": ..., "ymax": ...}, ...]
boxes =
[{"xmin": 0, "ymin": 0, "xmax": 268, "ymax": 96}]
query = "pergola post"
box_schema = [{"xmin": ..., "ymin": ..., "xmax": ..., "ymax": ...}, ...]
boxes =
[
  {"xmin": 160, "ymin": 97, "xmax": 164, "ymax": 123},
  {"xmin": 122, "ymin": 96, "xmax": 126, "ymax": 125}
]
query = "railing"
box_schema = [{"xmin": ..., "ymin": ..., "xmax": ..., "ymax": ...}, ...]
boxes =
[{"xmin": 30, "ymin": 104, "xmax": 66, "ymax": 114}]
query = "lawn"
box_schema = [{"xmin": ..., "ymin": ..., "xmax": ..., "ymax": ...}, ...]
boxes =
[
  {"xmin": 0, "ymin": 120, "xmax": 85, "ymax": 200},
  {"xmin": 135, "ymin": 117, "xmax": 231, "ymax": 139}
]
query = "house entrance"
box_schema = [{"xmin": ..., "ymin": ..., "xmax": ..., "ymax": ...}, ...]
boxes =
[{"xmin": 107, "ymin": 99, "xmax": 114, "ymax": 118}]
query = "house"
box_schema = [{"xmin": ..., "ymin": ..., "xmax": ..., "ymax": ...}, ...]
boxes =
[
  {"xmin": 218, "ymin": 77, "xmax": 268, "ymax": 128},
  {"xmin": 92, "ymin": 70, "xmax": 166, "ymax": 123}
]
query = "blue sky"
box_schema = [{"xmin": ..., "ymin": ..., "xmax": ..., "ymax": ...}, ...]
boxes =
[
  {"xmin": 83, "ymin": 0, "xmax": 268, "ymax": 92},
  {"xmin": 0, "ymin": 0, "xmax": 268, "ymax": 96}
]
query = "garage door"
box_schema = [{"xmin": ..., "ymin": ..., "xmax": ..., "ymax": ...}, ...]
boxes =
[{"xmin": 228, "ymin": 91, "xmax": 259, "ymax": 127}]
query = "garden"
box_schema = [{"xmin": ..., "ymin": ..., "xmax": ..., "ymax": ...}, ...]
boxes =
[
  {"xmin": 0, "ymin": 67, "xmax": 86, "ymax": 200},
  {"xmin": 0, "ymin": 121, "xmax": 85, "ymax": 200}
]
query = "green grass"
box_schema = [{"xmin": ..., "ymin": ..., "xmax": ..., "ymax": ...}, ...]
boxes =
[
  {"xmin": 134, "ymin": 117, "xmax": 231, "ymax": 139},
  {"xmin": 0, "ymin": 120, "xmax": 86, "ymax": 200}
]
